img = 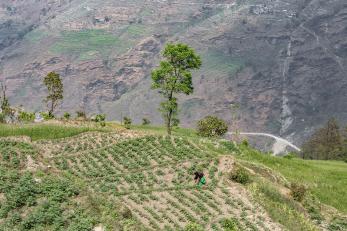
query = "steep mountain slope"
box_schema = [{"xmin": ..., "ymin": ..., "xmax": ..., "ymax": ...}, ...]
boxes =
[{"xmin": 0, "ymin": 0, "xmax": 346, "ymax": 145}]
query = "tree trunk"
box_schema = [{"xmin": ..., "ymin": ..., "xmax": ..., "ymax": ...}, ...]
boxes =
[
  {"xmin": 50, "ymin": 100, "xmax": 54, "ymax": 116},
  {"xmin": 167, "ymin": 110, "xmax": 172, "ymax": 136}
]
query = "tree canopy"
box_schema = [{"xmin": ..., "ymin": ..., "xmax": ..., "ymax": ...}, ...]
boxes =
[
  {"xmin": 151, "ymin": 43, "xmax": 201, "ymax": 135},
  {"xmin": 43, "ymin": 72, "xmax": 63, "ymax": 117},
  {"xmin": 302, "ymin": 118, "xmax": 346, "ymax": 160}
]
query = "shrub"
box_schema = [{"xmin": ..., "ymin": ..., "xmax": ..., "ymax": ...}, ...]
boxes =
[
  {"xmin": 197, "ymin": 116, "xmax": 228, "ymax": 137},
  {"xmin": 241, "ymin": 139, "xmax": 249, "ymax": 147},
  {"xmin": 93, "ymin": 114, "xmax": 106, "ymax": 123},
  {"xmin": 63, "ymin": 112, "xmax": 71, "ymax": 120},
  {"xmin": 229, "ymin": 167, "xmax": 250, "ymax": 185},
  {"xmin": 290, "ymin": 183, "xmax": 307, "ymax": 202},
  {"xmin": 142, "ymin": 118, "xmax": 150, "ymax": 125},
  {"xmin": 221, "ymin": 218, "xmax": 239, "ymax": 231},
  {"xmin": 18, "ymin": 111, "xmax": 35, "ymax": 122},
  {"xmin": 76, "ymin": 111, "xmax": 86, "ymax": 119},
  {"xmin": 40, "ymin": 112, "xmax": 54, "ymax": 120},
  {"xmin": 120, "ymin": 207, "xmax": 132, "ymax": 219},
  {"xmin": 91, "ymin": 114, "xmax": 106, "ymax": 126},
  {"xmin": 184, "ymin": 223, "xmax": 204, "ymax": 231},
  {"xmin": 123, "ymin": 117, "xmax": 132, "ymax": 129}
]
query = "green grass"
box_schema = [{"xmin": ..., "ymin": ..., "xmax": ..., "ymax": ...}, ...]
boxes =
[
  {"xmin": 237, "ymin": 146, "xmax": 347, "ymax": 214},
  {"xmin": 132, "ymin": 125, "xmax": 198, "ymax": 138},
  {"xmin": 200, "ymin": 50, "xmax": 244, "ymax": 78},
  {"xmin": 24, "ymin": 29, "xmax": 49, "ymax": 43},
  {"xmin": 0, "ymin": 124, "xmax": 110, "ymax": 141},
  {"xmin": 249, "ymin": 178, "xmax": 317, "ymax": 231},
  {"xmin": 50, "ymin": 29, "xmax": 130, "ymax": 59},
  {"xmin": 126, "ymin": 24, "xmax": 151, "ymax": 37}
]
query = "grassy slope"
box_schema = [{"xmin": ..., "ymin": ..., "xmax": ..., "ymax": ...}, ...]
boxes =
[
  {"xmin": 237, "ymin": 146, "xmax": 347, "ymax": 214},
  {"xmin": 0, "ymin": 123, "xmax": 111, "ymax": 141},
  {"xmin": 1, "ymin": 123, "xmax": 347, "ymax": 230}
]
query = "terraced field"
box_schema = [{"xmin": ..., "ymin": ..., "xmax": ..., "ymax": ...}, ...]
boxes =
[
  {"xmin": 3, "ymin": 129, "xmax": 345, "ymax": 230},
  {"xmin": 37, "ymin": 133, "xmax": 282, "ymax": 230}
]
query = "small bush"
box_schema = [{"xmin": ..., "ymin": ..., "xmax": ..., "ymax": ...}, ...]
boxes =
[
  {"xmin": 221, "ymin": 218, "xmax": 240, "ymax": 231},
  {"xmin": 76, "ymin": 111, "xmax": 86, "ymax": 119},
  {"xmin": 229, "ymin": 167, "xmax": 250, "ymax": 185},
  {"xmin": 18, "ymin": 111, "xmax": 35, "ymax": 122},
  {"xmin": 290, "ymin": 183, "xmax": 307, "ymax": 202},
  {"xmin": 40, "ymin": 112, "xmax": 54, "ymax": 120},
  {"xmin": 63, "ymin": 112, "xmax": 71, "ymax": 120},
  {"xmin": 120, "ymin": 207, "xmax": 132, "ymax": 219},
  {"xmin": 142, "ymin": 118, "xmax": 150, "ymax": 125},
  {"xmin": 91, "ymin": 114, "xmax": 106, "ymax": 127},
  {"xmin": 241, "ymin": 139, "xmax": 249, "ymax": 147},
  {"xmin": 123, "ymin": 117, "xmax": 132, "ymax": 129},
  {"xmin": 93, "ymin": 114, "xmax": 106, "ymax": 123},
  {"xmin": 197, "ymin": 116, "xmax": 228, "ymax": 137}
]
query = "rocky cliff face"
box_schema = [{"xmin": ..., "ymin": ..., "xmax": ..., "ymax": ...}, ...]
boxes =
[{"xmin": 0, "ymin": 0, "xmax": 346, "ymax": 145}]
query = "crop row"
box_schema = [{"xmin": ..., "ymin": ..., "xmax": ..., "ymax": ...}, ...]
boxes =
[
  {"xmin": 38, "ymin": 132, "xmax": 126, "ymax": 155},
  {"xmin": 122, "ymin": 186, "xmax": 268, "ymax": 230},
  {"xmin": 0, "ymin": 140, "xmax": 36, "ymax": 168},
  {"xmin": 52, "ymin": 136, "xmax": 213, "ymax": 176},
  {"xmin": 75, "ymin": 158, "xmax": 219, "ymax": 194}
]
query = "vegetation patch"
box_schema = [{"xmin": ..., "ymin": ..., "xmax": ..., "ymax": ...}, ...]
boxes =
[
  {"xmin": 24, "ymin": 29, "xmax": 49, "ymax": 43},
  {"xmin": 249, "ymin": 179, "xmax": 317, "ymax": 231},
  {"xmin": 200, "ymin": 50, "xmax": 244, "ymax": 79},
  {"xmin": 0, "ymin": 124, "xmax": 109, "ymax": 141},
  {"xmin": 50, "ymin": 29, "xmax": 130, "ymax": 59},
  {"xmin": 237, "ymin": 146, "xmax": 347, "ymax": 214},
  {"xmin": 229, "ymin": 167, "xmax": 251, "ymax": 185}
]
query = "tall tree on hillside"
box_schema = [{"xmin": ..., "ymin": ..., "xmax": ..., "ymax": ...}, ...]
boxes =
[
  {"xmin": 43, "ymin": 72, "xmax": 63, "ymax": 117},
  {"xmin": 302, "ymin": 118, "xmax": 343, "ymax": 160},
  {"xmin": 151, "ymin": 43, "xmax": 201, "ymax": 135}
]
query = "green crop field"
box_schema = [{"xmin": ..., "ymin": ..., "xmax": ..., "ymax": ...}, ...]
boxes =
[
  {"xmin": 50, "ymin": 29, "xmax": 131, "ymax": 60},
  {"xmin": 0, "ymin": 124, "xmax": 346, "ymax": 230},
  {"xmin": 200, "ymin": 51, "xmax": 244, "ymax": 79},
  {"xmin": 0, "ymin": 124, "xmax": 110, "ymax": 141},
  {"xmin": 24, "ymin": 29, "xmax": 49, "ymax": 43}
]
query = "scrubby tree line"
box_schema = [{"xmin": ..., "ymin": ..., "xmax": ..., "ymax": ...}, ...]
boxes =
[
  {"xmin": 302, "ymin": 118, "xmax": 347, "ymax": 161},
  {"xmin": 1, "ymin": 42, "xmax": 232, "ymax": 136}
]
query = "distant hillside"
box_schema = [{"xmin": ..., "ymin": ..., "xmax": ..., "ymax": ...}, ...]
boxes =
[
  {"xmin": 0, "ymin": 123, "xmax": 346, "ymax": 230},
  {"xmin": 0, "ymin": 0, "xmax": 346, "ymax": 145}
]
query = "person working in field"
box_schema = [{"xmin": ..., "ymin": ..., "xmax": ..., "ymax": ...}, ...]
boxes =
[{"xmin": 194, "ymin": 171, "xmax": 206, "ymax": 187}]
